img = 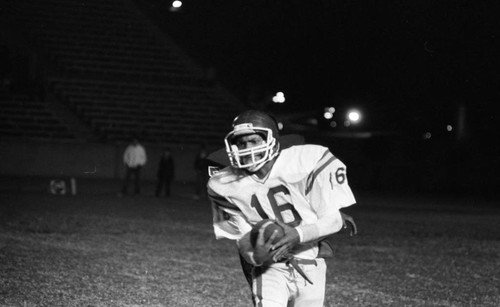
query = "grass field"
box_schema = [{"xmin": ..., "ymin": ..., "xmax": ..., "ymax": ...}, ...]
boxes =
[{"xmin": 1, "ymin": 178, "xmax": 499, "ymax": 307}]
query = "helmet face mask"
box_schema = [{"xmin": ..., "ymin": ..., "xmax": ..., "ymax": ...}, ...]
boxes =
[{"xmin": 224, "ymin": 111, "xmax": 280, "ymax": 172}]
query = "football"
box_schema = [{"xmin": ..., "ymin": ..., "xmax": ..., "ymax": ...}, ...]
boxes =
[{"xmin": 250, "ymin": 219, "xmax": 285, "ymax": 247}]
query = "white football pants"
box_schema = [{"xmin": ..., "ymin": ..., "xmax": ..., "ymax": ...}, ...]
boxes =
[{"xmin": 252, "ymin": 258, "xmax": 326, "ymax": 307}]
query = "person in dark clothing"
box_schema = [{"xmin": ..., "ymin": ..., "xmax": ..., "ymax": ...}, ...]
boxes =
[{"xmin": 155, "ymin": 147, "xmax": 175, "ymax": 197}]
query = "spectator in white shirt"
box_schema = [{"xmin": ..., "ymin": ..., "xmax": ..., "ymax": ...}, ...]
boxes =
[{"xmin": 121, "ymin": 138, "xmax": 147, "ymax": 196}]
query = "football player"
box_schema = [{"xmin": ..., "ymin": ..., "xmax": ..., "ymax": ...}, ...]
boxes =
[{"xmin": 208, "ymin": 110, "xmax": 356, "ymax": 307}]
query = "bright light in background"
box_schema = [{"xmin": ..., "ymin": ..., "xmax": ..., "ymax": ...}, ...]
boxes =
[
  {"xmin": 323, "ymin": 106, "xmax": 335, "ymax": 119},
  {"xmin": 343, "ymin": 109, "xmax": 361, "ymax": 127},
  {"xmin": 347, "ymin": 110, "xmax": 361, "ymax": 123},
  {"xmin": 170, "ymin": 0, "xmax": 182, "ymax": 12},
  {"xmin": 272, "ymin": 92, "xmax": 285, "ymax": 103},
  {"xmin": 277, "ymin": 122, "xmax": 284, "ymax": 130},
  {"xmin": 423, "ymin": 132, "xmax": 432, "ymax": 140},
  {"xmin": 446, "ymin": 124, "xmax": 453, "ymax": 132}
]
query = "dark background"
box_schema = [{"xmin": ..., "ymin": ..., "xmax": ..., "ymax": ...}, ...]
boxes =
[
  {"xmin": 1, "ymin": 0, "xmax": 498, "ymax": 195},
  {"xmin": 136, "ymin": 0, "xmax": 499, "ymax": 195},
  {"xmin": 138, "ymin": 0, "xmax": 499, "ymax": 135}
]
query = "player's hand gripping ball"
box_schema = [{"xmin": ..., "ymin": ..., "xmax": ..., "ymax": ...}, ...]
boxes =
[{"xmin": 250, "ymin": 219, "xmax": 285, "ymax": 248}]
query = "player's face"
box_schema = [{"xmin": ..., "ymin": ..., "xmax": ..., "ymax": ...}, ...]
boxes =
[
  {"xmin": 233, "ymin": 133, "xmax": 265, "ymax": 164},
  {"xmin": 234, "ymin": 133, "xmax": 265, "ymax": 149}
]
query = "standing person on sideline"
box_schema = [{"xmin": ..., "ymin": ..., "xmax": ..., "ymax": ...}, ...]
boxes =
[
  {"xmin": 155, "ymin": 147, "xmax": 175, "ymax": 197},
  {"xmin": 121, "ymin": 137, "xmax": 147, "ymax": 196},
  {"xmin": 207, "ymin": 110, "xmax": 356, "ymax": 307},
  {"xmin": 193, "ymin": 144, "xmax": 209, "ymax": 200}
]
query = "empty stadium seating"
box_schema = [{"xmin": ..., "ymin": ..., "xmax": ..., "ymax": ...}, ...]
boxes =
[
  {"xmin": 2, "ymin": 0, "xmax": 243, "ymax": 145},
  {"xmin": 0, "ymin": 88, "xmax": 76, "ymax": 140}
]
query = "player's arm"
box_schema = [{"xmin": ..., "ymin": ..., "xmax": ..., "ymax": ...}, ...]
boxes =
[
  {"xmin": 340, "ymin": 211, "xmax": 358, "ymax": 236},
  {"xmin": 208, "ymin": 186, "xmax": 251, "ymax": 240},
  {"xmin": 270, "ymin": 151, "xmax": 354, "ymax": 259},
  {"xmin": 296, "ymin": 152, "xmax": 356, "ymax": 243},
  {"xmin": 270, "ymin": 209, "xmax": 341, "ymax": 261}
]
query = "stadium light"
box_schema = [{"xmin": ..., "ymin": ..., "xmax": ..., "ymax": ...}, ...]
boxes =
[
  {"xmin": 170, "ymin": 1, "xmax": 182, "ymax": 12},
  {"xmin": 323, "ymin": 106, "xmax": 335, "ymax": 120},
  {"xmin": 272, "ymin": 92, "xmax": 285, "ymax": 103},
  {"xmin": 347, "ymin": 110, "xmax": 361, "ymax": 123}
]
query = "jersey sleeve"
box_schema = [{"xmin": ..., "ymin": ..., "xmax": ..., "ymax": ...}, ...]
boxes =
[
  {"xmin": 208, "ymin": 185, "xmax": 252, "ymax": 240},
  {"xmin": 306, "ymin": 154, "xmax": 356, "ymax": 210},
  {"xmin": 297, "ymin": 149, "xmax": 356, "ymax": 243}
]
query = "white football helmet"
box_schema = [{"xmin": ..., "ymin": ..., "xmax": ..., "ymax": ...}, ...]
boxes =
[{"xmin": 224, "ymin": 110, "xmax": 280, "ymax": 172}]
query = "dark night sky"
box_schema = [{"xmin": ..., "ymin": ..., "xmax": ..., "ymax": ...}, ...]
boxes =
[{"xmin": 143, "ymin": 0, "xmax": 499, "ymax": 137}]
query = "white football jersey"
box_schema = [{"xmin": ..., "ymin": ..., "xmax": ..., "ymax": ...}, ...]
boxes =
[{"xmin": 208, "ymin": 144, "xmax": 356, "ymax": 260}]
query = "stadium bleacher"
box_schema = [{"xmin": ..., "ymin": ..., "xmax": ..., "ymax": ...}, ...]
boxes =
[
  {"xmin": 1, "ymin": 0, "xmax": 243, "ymax": 146},
  {"xmin": 0, "ymin": 89, "xmax": 76, "ymax": 140}
]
